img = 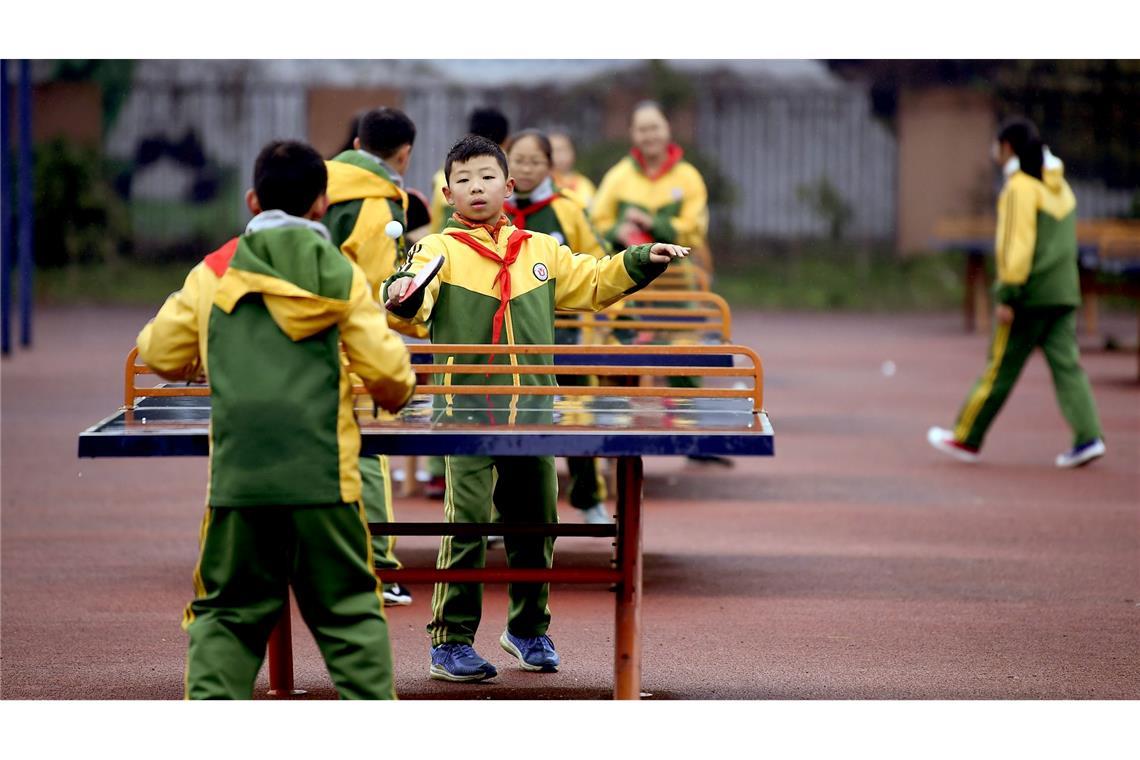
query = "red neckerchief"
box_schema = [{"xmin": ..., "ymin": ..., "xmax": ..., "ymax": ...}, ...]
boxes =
[
  {"xmin": 503, "ymin": 195, "xmax": 558, "ymax": 230},
  {"xmin": 203, "ymin": 237, "xmax": 240, "ymax": 277},
  {"xmin": 450, "ymin": 211, "xmax": 510, "ymax": 240},
  {"xmin": 630, "ymin": 143, "xmax": 684, "ymax": 181},
  {"xmin": 446, "ymin": 228, "xmax": 532, "ymax": 346}
]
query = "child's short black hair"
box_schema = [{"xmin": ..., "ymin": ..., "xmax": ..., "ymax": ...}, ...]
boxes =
[
  {"xmin": 253, "ymin": 140, "xmax": 327, "ymax": 217},
  {"xmin": 358, "ymin": 107, "xmax": 417, "ymax": 159},
  {"xmin": 444, "ymin": 135, "xmax": 509, "ymax": 185},
  {"xmin": 467, "ymin": 107, "xmax": 510, "ymax": 146},
  {"xmin": 505, "ymin": 129, "xmax": 553, "ymax": 165}
]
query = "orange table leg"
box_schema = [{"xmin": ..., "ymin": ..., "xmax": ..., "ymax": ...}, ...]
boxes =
[
  {"xmin": 613, "ymin": 455, "xmax": 643, "ymax": 700},
  {"xmin": 267, "ymin": 592, "xmax": 305, "ymax": 697}
]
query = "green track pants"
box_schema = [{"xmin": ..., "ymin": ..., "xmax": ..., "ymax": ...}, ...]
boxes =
[
  {"xmin": 427, "ymin": 455, "xmax": 557, "ymax": 647},
  {"xmin": 953, "ymin": 306, "xmax": 1102, "ymax": 450},
  {"xmin": 556, "ymin": 373, "xmax": 607, "ymax": 510},
  {"xmin": 183, "ymin": 502, "xmax": 396, "ymax": 700},
  {"xmin": 359, "ymin": 455, "xmax": 401, "ymax": 573}
]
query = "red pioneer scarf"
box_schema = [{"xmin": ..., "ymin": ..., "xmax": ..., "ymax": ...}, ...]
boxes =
[
  {"xmin": 446, "ymin": 228, "xmax": 533, "ymax": 345},
  {"xmin": 450, "ymin": 212, "xmax": 509, "ymax": 240},
  {"xmin": 630, "ymin": 142, "xmax": 684, "ymax": 181},
  {"xmin": 203, "ymin": 237, "xmax": 239, "ymax": 277},
  {"xmin": 503, "ymin": 196, "xmax": 558, "ymax": 230}
]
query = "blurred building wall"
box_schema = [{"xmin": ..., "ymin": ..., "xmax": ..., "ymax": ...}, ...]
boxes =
[
  {"xmin": 896, "ymin": 87, "xmax": 995, "ymax": 254},
  {"xmin": 31, "ymin": 82, "xmax": 102, "ymax": 146},
  {"xmin": 307, "ymin": 87, "xmax": 403, "ymax": 159}
]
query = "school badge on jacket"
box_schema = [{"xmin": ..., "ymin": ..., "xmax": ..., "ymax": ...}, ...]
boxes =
[{"xmin": 533, "ymin": 262, "xmax": 549, "ymax": 282}]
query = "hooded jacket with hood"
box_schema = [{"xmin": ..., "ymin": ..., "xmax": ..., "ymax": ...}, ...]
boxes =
[
  {"xmin": 994, "ymin": 149, "xmax": 1081, "ymax": 308},
  {"xmin": 323, "ymin": 150, "xmax": 409, "ymax": 299},
  {"xmin": 137, "ymin": 211, "xmax": 416, "ymax": 507}
]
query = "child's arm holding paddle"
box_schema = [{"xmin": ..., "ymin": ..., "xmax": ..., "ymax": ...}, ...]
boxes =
[{"xmin": 382, "ymin": 239, "xmax": 447, "ymax": 325}]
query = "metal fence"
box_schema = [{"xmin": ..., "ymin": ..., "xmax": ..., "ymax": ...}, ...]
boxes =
[
  {"xmin": 106, "ymin": 82, "xmax": 307, "ymax": 257},
  {"xmin": 695, "ymin": 88, "xmax": 897, "ymax": 240},
  {"xmin": 103, "ymin": 76, "xmax": 1134, "ymax": 258}
]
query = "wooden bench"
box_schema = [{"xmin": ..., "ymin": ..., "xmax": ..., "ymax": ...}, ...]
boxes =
[{"xmin": 933, "ymin": 216, "xmax": 1140, "ymax": 379}]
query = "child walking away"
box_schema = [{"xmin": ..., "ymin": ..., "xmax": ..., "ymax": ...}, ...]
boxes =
[
  {"xmin": 383, "ymin": 135, "xmax": 689, "ymax": 682},
  {"xmin": 323, "ymin": 106, "xmax": 419, "ymax": 607},
  {"xmin": 928, "ymin": 117, "xmax": 1106, "ymax": 468},
  {"xmin": 138, "ymin": 140, "xmax": 417, "ymax": 699},
  {"xmin": 505, "ymin": 128, "xmax": 612, "ymax": 526}
]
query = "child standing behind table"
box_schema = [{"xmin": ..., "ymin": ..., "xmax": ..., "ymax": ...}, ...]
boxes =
[{"xmin": 384, "ymin": 134, "xmax": 689, "ymax": 682}]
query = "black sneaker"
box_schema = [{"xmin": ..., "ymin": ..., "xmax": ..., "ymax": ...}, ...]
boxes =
[{"xmin": 382, "ymin": 582, "xmax": 412, "ymax": 606}]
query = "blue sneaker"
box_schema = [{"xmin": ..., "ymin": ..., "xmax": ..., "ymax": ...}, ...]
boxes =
[
  {"xmin": 500, "ymin": 630, "xmax": 560, "ymax": 672},
  {"xmin": 429, "ymin": 643, "xmax": 498, "ymax": 682},
  {"xmin": 1055, "ymin": 438, "xmax": 1106, "ymax": 468}
]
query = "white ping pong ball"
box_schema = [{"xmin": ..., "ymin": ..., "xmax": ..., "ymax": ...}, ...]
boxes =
[{"xmin": 384, "ymin": 220, "xmax": 404, "ymax": 239}]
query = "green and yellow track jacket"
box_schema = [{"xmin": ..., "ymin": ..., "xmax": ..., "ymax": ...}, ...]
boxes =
[
  {"xmin": 993, "ymin": 151, "xmax": 1081, "ymax": 308},
  {"xmin": 591, "ymin": 143, "xmax": 709, "ymax": 251},
  {"xmin": 381, "ymin": 215, "xmax": 665, "ymax": 410},
  {"xmin": 324, "ymin": 150, "xmax": 409, "ymax": 300},
  {"xmin": 137, "ymin": 212, "xmax": 416, "ymax": 507}
]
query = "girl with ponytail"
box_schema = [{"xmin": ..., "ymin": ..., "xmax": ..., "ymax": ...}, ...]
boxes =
[{"xmin": 928, "ymin": 117, "xmax": 1106, "ymax": 468}]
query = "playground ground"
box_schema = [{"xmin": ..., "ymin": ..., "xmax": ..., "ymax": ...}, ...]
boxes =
[{"xmin": 1, "ymin": 306, "xmax": 1137, "ymax": 703}]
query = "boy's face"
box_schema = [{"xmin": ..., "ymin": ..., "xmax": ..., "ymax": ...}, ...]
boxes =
[{"xmin": 443, "ymin": 155, "xmax": 514, "ymax": 222}]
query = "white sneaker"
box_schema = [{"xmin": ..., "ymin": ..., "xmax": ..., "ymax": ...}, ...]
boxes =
[
  {"xmin": 1055, "ymin": 438, "xmax": 1106, "ymax": 468},
  {"xmin": 487, "ymin": 535, "xmax": 504, "ymax": 548},
  {"xmin": 926, "ymin": 426, "xmax": 979, "ymax": 463},
  {"xmin": 580, "ymin": 503, "xmax": 613, "ymax": 525}
]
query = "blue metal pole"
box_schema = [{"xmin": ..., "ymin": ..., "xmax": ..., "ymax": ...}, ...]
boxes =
[
  {"xmin": 17, "ymin": 59, "xmax": 32, "ymax": 348},
  {"xmin": 1, "ymin": 59, "xmax": 12, "ymax": 355}
]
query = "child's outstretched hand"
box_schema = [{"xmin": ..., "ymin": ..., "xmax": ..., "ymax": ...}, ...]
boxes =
[{"xmin": 648, "ymin": 243, "xmax": 691, "ymax": 263}]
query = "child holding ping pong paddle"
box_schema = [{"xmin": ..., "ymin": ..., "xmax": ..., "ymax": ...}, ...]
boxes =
[
  {"xmin": 382, "ymin": 134, "xmax": 689, "ymax": 683},
  {"xmin": 138, "ymin": 140, "xmax": 416, "ymax": 699}
]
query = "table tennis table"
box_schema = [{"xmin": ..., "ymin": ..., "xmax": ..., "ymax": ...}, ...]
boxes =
[{"xmin": 78, "ymin": 343, "xmax": 774, "ymax": 699}]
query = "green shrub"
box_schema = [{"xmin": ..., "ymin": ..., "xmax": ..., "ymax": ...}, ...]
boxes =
[{"xmin": 32, "ymin": 138, "xmax": 131, "ymax": 268}]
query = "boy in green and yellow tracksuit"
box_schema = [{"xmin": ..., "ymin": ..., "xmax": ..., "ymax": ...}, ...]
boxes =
[
  {"xmin": 383, "ymin": 135, "xmax": 690, "ymax": 682},
  {"xmin": 424, "ymin": 107, "xmax": 514, "ymax": 498},
  {"xmin": 138, "ymin": 140, "xmax": 417, "ymax": 699},
  {"xmin": 505, "ymin": 128, "xmax": 612, "ymax": 526},
  {"xmin": 928, "ymin": 118, "xmax": 1105, "ymax": 468},
  {"xmin": 323, "ymin": 107, "xmax": 422, "ymax": 606}
]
